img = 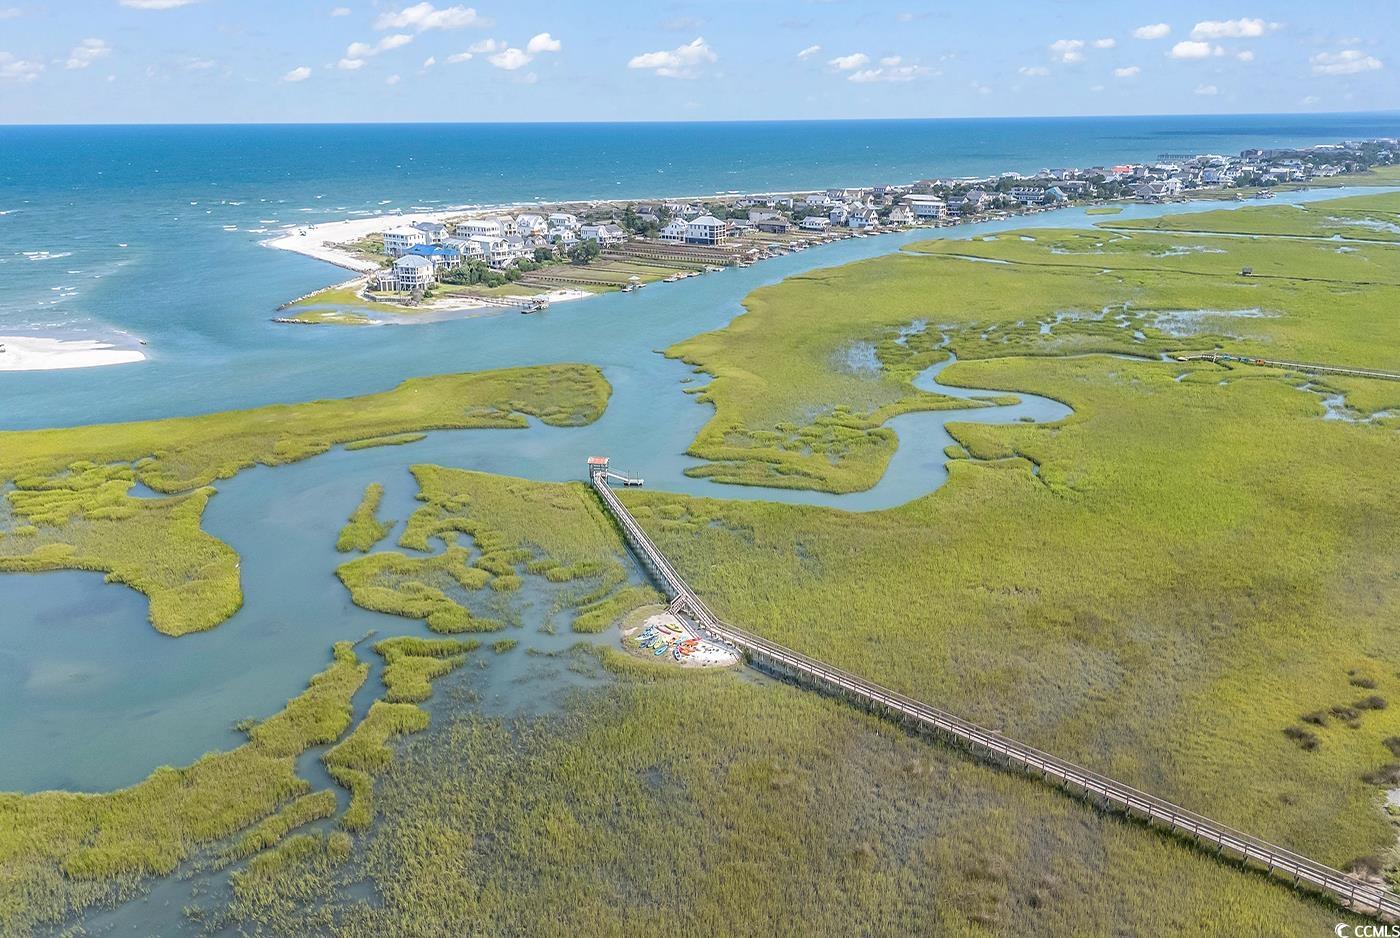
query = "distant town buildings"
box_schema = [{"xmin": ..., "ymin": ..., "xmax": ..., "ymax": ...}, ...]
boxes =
[{"xmin": 365, "ymin": 136, "xmax": 1394, "ymax": 293}]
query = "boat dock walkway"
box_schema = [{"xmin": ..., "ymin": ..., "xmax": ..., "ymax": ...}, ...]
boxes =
[
  {"xmin": 587, "ymin": 456, "xmax": 1400, "ymax": 922},
  {"xmin": 1180, "ymin": 352, "xmax": 1400, "ymax": 382}
]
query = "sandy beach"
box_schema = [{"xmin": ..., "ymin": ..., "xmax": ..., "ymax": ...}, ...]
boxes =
[
  {"xmin": 0, "ymin": 335, "xmax": 146, "ymax": 372},
  {"xmin": 262, "ymin": 209, "xmax": 468, "ymax": 273}
]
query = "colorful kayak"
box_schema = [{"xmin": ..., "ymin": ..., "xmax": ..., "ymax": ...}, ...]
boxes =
[{"xmin": 653, "ymin": 644, "xmax": 669, "ymax": 656}]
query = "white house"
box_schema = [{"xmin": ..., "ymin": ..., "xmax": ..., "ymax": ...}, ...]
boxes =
[
  {"xmin": 659, "ymin": 219, "xmax": 688, "ymax": 244},
  {"xmin": 685, "ymin": 215, "xmax": 727, "ymax": 246},
  {"xmin": 412, "ymin": 221, "xmax": 449, "ymax": 243},
  {"xmin": 547, "ymin": 212, "xmax": 580, "ymax": 231},
  {"xmin": 388, "ymin": 254, "xmax": 435, "ymax": 291},
  {"xmin": 906, "ymin": 197, "xmax": 946, "ymax": 219},
  {"xmin": 847, "ymin": 208, "xmax": 879, "ymax": 229},
  {"xmin": 515, "ymin": 214, "xmax": 547, "ymax": 237},
  {"xmin": 383, "ymin": 226, "xmax": 428, "ymax": 257},
  {"xmin": 1134, "ymin": 178, "xmax": 1183, "ymax": 200},
  {"xmin": 887, "ymin": 205, "xmax": 914, "ymax": 226},
  {"xmin": 443, "ymin": 237, "xmax": 485, "ymax": 262},
  {"xmin": 1010, "ymin": 186, "xmax": 1047, "ymax": 206},
  {"xmin": 548, "ymin": 228, "xmax": 579, "ymax": 249},
  {"xmin": 455, "ymin": 218, "xmax": 507, "ymax": 238},
  {"xmin": 799, "ymin": 216, "xmax": 830, "ymax": 232},
  {"xmin": 580, "ymin": 223, "xmax": 626, "ymax": 246}
]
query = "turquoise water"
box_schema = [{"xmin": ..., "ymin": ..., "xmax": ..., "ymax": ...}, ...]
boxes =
[{"xmin": 1, "ymin": 117, "xmax": 1398, "ymax": 798}]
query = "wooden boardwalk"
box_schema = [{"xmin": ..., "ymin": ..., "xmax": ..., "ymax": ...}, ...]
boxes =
[
  {"xmin": 1180, "ymin": 352, "xmax": 1400, "ymax": 382},
  {"xmin": 588, "ymin": 465, "xmax": 1400, "ymax": 922}
]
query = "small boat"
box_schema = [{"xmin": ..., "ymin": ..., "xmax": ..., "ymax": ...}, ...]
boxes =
[
  {"xmin": 657, "ymin": 624, "xmax": 676, "ymax": 635},
  {"xmin": 653, "ymin": 644, "xmax": 669, "ymax": 656}
]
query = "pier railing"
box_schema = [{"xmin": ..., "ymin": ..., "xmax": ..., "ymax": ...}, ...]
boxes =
[{"xmin": 589, "ymin": 468, "xmax": 1400, "ymax": 922}]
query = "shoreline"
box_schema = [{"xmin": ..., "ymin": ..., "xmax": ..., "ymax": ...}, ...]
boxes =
[{"xmin": 0, "ymin": 335, "xmax": 146, "ymax": 372}]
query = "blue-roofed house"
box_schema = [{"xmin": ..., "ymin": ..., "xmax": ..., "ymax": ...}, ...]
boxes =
[{"xmin": 407, "ymin": 243, "xmax": 463, "ymax": 269}]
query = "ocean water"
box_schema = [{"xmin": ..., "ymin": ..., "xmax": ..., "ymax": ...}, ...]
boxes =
[{"xmin": 2, "ymin": 113, "xmax": 1398, "ymax": 429}]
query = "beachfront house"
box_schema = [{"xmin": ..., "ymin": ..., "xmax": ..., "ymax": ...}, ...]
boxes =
[
  {"xmin": 685, "ymin": 215, "xmax": 727, "ymax": 245},
  {"xmin": 383, "ymin": 226, "xmax": 428, "ymax": 257},
  {"xmin": 443, "ymin": 237, "xmax": 485, "ymax": 262},
  {"xmin": 412, "ymin": 221, "xmax": 449, "ymax": 243},
  {"xmin": 388, "ymin": 254, "xmax": 436, "ymax": 291},
  {"xmin": 406, "ymin": 243, "xmax": 462, "ymax": 269},
  {"xmin": 466, "ymin": 235, "xmax": 526, "ymax": 268},
  {"xmin": 799, "ymin": 216, "xmax": 830, "ymax": 232},
  {"xmin": 455, "ymin": 218, "xmax": 507, "ymax": 238},
  {"xmin": 659, "ymin": 219, "xmax": 688, "ymax": 244},
  {"xmin": 548, "ymin": 212, "xmax": 580, "ymax": 231},
  {"xmin": 755, "ymin": 218, "xmax": 792, "ymax": 234},
  {"xmin": 515, "ymin": 214, "xmax": 548, "ymax": 237}
]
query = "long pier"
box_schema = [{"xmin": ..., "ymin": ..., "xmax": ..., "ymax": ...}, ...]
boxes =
[
  {"xmin": 587, "ymin": 459, "xmax": 1400, "ymax": 922},
  {"xmin": 1179, "ymin": 352, "xmax": 1400, "ymax": 382}
]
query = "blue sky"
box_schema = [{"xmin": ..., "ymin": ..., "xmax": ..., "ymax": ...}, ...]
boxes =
[{"xmin": 0, "ymin": 0, "xmax": 1395, "ymax": 123}]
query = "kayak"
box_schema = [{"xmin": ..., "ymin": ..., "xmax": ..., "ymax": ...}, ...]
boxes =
[{"xmin": 653, "ymin": 644, "xmax": 669, "ymax": 657}]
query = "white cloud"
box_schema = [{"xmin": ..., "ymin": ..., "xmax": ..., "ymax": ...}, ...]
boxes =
[
  {"xmin": 468, "ymin": 38, "xmax": 499, "ymax": 54},
  {"xmin": 1236, "ymin": 50, "xmax": 1255, "ymax": 62},
  {"xmin": 827, "ymin": 52, "xmax": 870, "ymax": 71},
  {"xmin": 179, "ymin": 56, "xmax": 214, "ymax": 70},
  {"xmin": 0, "ymin": 7, "xmax": 22, "ymax": 19},
  {"xmin": 1049, "ymin": 39, "xmax": 1085, "ymax": 63},
  {"xmin": 340, "ymin": 34, "xmax": 413, "ymax": 67},
  {"xmin": 446, "ymin": 51, "xmax": 472, "ymax": 63},
  {"xmin": 1169, "ymin": 40, "xmax": 1222, "ymax": 59},
  {"xmin": 65, "ymin": 38, "xmax": 111, "ymax": 70},
  {"xmin": 1300, "ymin": 94, "xmax": 1320, "ymax": 106},
  {"xmin": 386, "ymin": 73, "xmax": 400, "ymax": 84},
  {"xmin": 1090, "ymin": 84, "xmax": 1104, "ymax": 92},
  {"xmin": 1133, "ymin": 23, "xmax": 1171, "ymax": 39},
  {"xmin": 282, "ymin": 65, "xmax": 312, "ymax": 82},
  {"xmin": 1310, "ymin": 49, "xmax": 1383, "ymax": 75},
  {"xmin": 1191, "ymin": 18, "xmax": 1275, "ymax": 40},
  {"xmin": 422, "ymin": 56, "xmax": 436, "ymax": 68},
  {"xmin": 848, "ymin": 63, "xmax": 931, "ymax": 83},
  {"xmin": 1113, "ymin": 65, "xmax": 1140, "ymax": 78},
  {"xmin": 374, "ymin": 3, "xmax": 485, "ymax": 32},
  {"xmin": 119, "ymin": 0, "xmax": 197, "ymax": 7},
  {"xmin": 525, "ymin": 32, "xmax": 560, "ymax": 54},
  {"xmin": 797, "ymin": 44, "xmax": 822, "ymax": 60},
  {"xmin": 331, "ymin": 6, "xmax": 351, "ymax": 15},
  {"xmin": 488, "ymin": 47, "xmax": 531, "ymax": 70},
  {"xmin": 0, "ymin": 51, "xmax": 42, "ymax": 81},
  {"xmin": 1018, "ymin": 65, "xmax": 1049, "ymax": 77},
  {"xmin": 1093, "ymin": 38, "xmax": 1116, "ymax": 49},
  {"xmin": 1194, "ymin": 83, "xmax": 1219, "ymax": 95},
  {"xmin": 628, "ymin": 37, "xmax": 716, "ymax": 79}
]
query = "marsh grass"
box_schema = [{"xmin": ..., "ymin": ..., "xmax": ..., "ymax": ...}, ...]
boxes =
[
  {"xmin": 337, "ymin": 466, "xmax": 661, "ymax": 635},
  {"xmin": 0, "ymin": 364, "xmax": 609, "ymax": 635},
  {"xmin": 336, "ymin": 483, "xmax": 394, "ymax": 553},
  {"xmin": 669, "ymin": 194, "xmax": 1400, "ymax": 492},
  {"xmin": 0, "ymin": 643, "xmax": 365, "ymax": 934}
]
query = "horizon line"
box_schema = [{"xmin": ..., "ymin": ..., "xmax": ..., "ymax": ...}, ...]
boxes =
[{"xmin": 3, "ymin": 108, "xmax": 1399, "ymax": 129}]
